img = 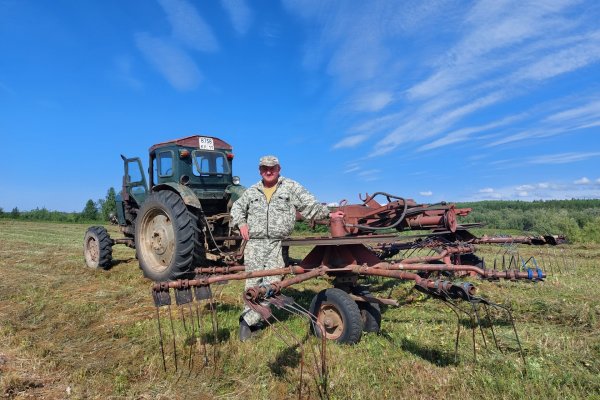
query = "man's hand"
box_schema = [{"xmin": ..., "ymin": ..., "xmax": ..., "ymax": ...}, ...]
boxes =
[
  {"xmin": 329, "ymin": 210, "xmax": 345, "ymax": 219},
  {"xmin": 239, "ymin": 224, "xmax": 250, "ymax": 241}
]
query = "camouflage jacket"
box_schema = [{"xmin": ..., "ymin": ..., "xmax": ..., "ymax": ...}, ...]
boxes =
[{"xmin": 230, "ymin": 176, "xmax": 329, "ymax": 239}]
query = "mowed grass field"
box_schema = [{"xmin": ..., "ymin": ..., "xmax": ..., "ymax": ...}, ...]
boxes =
[{"xmin": 0, "ymin": 219, "xmax": 599, "ymax": 399}]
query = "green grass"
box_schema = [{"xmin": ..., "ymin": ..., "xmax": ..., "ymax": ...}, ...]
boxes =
[{"xmin": 0, "ymin": 220, "xmax": 599, "ymax": 399}]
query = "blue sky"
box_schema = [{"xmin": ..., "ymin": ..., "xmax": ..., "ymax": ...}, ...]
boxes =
[{"xmin": 1, "ymin": 0, "xmax": 599, "ymax": 212}]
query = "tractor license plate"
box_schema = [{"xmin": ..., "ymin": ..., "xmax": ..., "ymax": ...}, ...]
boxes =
[{"xmin": 199, "ymin": 137, "xmax": 214, "ymax": 150}]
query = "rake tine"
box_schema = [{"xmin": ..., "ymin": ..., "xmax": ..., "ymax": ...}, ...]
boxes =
[
  {"xmin": 194, "ymin": 302, "xmax": 209, "ymax": 367},
  {"xmin": 444, "ymin": 298, "xmax": 478, "ymax": 362},
  {"xmin": 266, "ymin": 297, "xmax": 329, "ymax": 398},
  {"xmin": 155, "ymin": 305, "xmax": 167, "ymax": 372},
  {"xmin": 445, "ymin": 298, "xmax": 479, "ymax": 362},
  {"xmin": 186, "ymin": 303, "xmax": 196, "ymax": 374},
  {"xmin": 167, "ymin": 304, "xmax": 178, "ymax": 372},
  {"xmin": 439, "ymin": 300, "xmax": 462, "ymax": 364},
  {"xmin": 281, "ymin": 301, "xmax": 328, "ymax": 381},
  {"xmin": 547, "ymin": 248, "xmax": 554, "ymax": 274},
  {"xmin": 470, "ymin": 301, "xmax": 488, "ymax": 349},
  {"xmin": 204, "ymin": 295, "xmax": 220, "ymax": 366},
  {"xmin": 552, "ymin": 248, "xmax": 561, "ymax": 273},
  {"xmin": 491, "ymin": 302, "xmax": 526, "ymax": 369},
  {"xmin": 246, "ymin": 301, "xmax": 308, "ymax": 398},
  {"xmin": 266, "ymin": 312, "xmax": 307, "ymax": 400},
  {"xmin": 483, "ymin": 303, "xmax": 501, "ymax": 353},
  {"xmin": 151, "ymin": 288, "xmax": 172, "ymax": 373}
]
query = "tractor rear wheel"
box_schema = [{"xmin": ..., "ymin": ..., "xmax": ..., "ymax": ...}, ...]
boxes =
[
  {"xmin": 135, "ymin": 191, "xmax": 198, "ymax": 281},
  {"xmin": 309, "ymin": 288, "xmax": 363, "ymax": 344},
  {"xmin": 83, "ymin": 226, "xmax": 113, "ymax": 269}
]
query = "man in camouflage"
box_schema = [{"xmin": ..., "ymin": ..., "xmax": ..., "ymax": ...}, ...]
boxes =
[{"xmin": 231, "ymin": 155, "xmax": 344, "ymax": 341}]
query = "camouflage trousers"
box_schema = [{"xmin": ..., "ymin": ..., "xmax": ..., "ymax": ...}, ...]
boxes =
[{"xmin": 241, "ymin": 239, "xmax": 284, "ymax": 326}]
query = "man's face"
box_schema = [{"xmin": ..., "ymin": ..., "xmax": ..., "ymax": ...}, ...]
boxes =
[{"xmin": 259, "ymin": 165, "xmax": 280, "ymax": 186}]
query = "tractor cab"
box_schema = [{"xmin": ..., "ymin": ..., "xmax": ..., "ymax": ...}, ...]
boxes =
[{"xmin": 148, "ymin": 136, "xmax": 238, "ymax": 215}]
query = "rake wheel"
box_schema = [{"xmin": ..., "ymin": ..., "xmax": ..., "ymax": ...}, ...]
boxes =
[
  {"xmin": 136, "ymin": 191, "xmax": 198, "ymax": 281},
  {"xmin": 352, "ymin": 286, "xmax": 382, "ymax": 333},
  {"xmin": 83, "ymin": 226, "xmax": 113, "ymax": 269},
  {"xmin": 310, "ymin": 288, "xmax": 363, "ymax": 344}
]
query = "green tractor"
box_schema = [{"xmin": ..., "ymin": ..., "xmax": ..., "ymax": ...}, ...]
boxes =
[{"xmin": 83, "ymin": 135, "xmax": 245, "ymax": 281}]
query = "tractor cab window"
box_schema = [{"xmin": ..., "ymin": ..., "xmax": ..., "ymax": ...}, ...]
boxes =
[
  {"xmin": 158, "ymin": 151, "xmax": 174, "ymax": 177},
  {"xmin": 124, "ymin": 158, "xmax": 147, "ymax": 197},
  {"xmin": 126, "ymin": 160, "xmax": 143, "ymax": 184},
  {"xmin": 192, "ymin": 150, "xmax": 230, "ymax": 176}
]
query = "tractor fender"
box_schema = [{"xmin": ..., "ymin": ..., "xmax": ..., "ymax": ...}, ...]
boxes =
[{"xmin": 152, "ymin": 183, "xmax": 202, "ymax": 210}]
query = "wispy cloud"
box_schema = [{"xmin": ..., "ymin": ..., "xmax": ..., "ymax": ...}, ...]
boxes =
[
  {"xmin": 136, "ymin": 0, "xmax": 221, "ymax": 90},
  {"xmin": 220, "ymin": 0, "xmax": 252, "ymax": 35},
  {"xmin": 419, "ymin": 191, "xmax": 433, "ymax": 196},
  {"xmin": 157, "ymin": 0, "xmax": 218, "ymax": 51},
  {"xmin": 528, "ymin": 152, "xmax": 600, "ymax": 164},
  {"xmin": 574, "ymin": 177, "xmax": 591, "ymax": 185},
  {"xmin": 471, "ymin": 179, "xmax": 600, "ymax": 201},
  {"xmin": 510, "ymin": 30, "xmax": 600, "ymax": 82},
  {"xmin": 418, "ymin": 114, "xmax": 524, "ymax": 151},
  {"xmin": 333, "ymin": 134, "xmax": 370, "ymax": 149},
  {"xmin": 114, "ymin": 55, "xmax": 142, "ymax": 90},
  {"xmin": 357, "ymin": 169, "xmax": 381, "ymax": 181},
  {"xmin": 135, "ymin": 33, "xmax": 202, "ymax": 91},
  {"xmin": 349, "ymin": 91, "xmax": 393, "ymax": 112},
  {"xmin": 286, "ymin": 0, "xmax": 600, "ymax": 168}
]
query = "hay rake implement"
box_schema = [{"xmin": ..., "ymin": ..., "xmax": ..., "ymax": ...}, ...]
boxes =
[{"xmin": 148, "ymin": 192, "xmax": 567, "ymax": 395}]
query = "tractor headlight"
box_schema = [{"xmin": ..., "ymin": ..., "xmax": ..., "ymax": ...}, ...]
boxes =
[{"xmin": 232, "ymin": 176, "xmax": 241, "ymax": 185}]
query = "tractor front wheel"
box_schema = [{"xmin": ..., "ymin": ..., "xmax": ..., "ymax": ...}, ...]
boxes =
[
  {"xmin": 135, "ymin": 191, "xmax": 197, "ymax": 281},
  {"xmin": 309, "ymin": 288, "xmax": 363, "ymax": 344},
  {"xmin": 83, "ymin": 226, "xmax": 113, "ymax": 269}
]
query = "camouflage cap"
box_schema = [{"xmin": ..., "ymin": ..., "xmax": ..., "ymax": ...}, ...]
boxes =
[{"xmin": 259, "ymin": 155, "xmax": 280, "ymax": 167}]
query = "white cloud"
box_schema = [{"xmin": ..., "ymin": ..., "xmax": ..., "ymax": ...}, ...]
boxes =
[
  {"xmin": 419, "ymin": 191, "xmax": 433, "ymax": 196},
  {"xmin": 516, "ymin": 184, "xmax": 534, "ymax": 191},
  {"xmin": 418, "ymin": 114, "xmax": 523, "ymax": 152},
  {"xmin": 597, "ymin": 178, "xmax": 600, "ymax": 184},
  {"xmin": 468, "ymin": 178, "xmax": 600, "ymax": 201},
  {"xmin": 545, "ymin": 99, "xmax": 600, "ymax": 123},
  {"xmin": 343, "ymin": 163, "xmax": 360, "ymax": 174},
  {"xmin": 114, "ymin": 55, "xmax": 142, "ymax": 90},
  {"xmin": 479, "ymin": 188, "xmax": 494, "ymax": 193},
  {"xmin": 574, "ymin": 177, "xmax": 591, "ymax": 185},
  {"xmin": 510, "ymin": 31, "xmax": 600, "ymax": 82},
  {"xmin": 333, "ymin": 134, "xmax": 370, "ymax": 149},
  {"xmin": 357, "ymin": 169, "xmax": 381, "ymax": 181},
  {"xmin": 158, "ymin": 0, "xmax": 218, "ymax": 51},
  {"xmin": 529, "ymin": 152, "xmax": 600, "ymax": 164},
  {"xmin": 135, "ymin": 33, "xmax": 202, "ymax": 91},
  {"xmin": 285, "ymin": 0, "xmax": 600, "ymax": 170},
  {"xmin": 220, "ymin": 0, "xmax": 252, "ymax": 35},
  {"xmin": 351, "ymin": 91, "xmax": 393, "ymax": 112}
]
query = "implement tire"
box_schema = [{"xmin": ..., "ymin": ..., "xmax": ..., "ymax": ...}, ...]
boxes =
[
  {"xmin": 309, "ymin": 288, "xmax": 363, "ymax": 344},
  {"xmin": 135, "ymin": 191, "xmax": 197, "ymax": 281},
  {"xmin": 83, "ymin": 226, "xmax": 113, "ymax": 269},
  {"xmin": 352, "ymin": 286, "xmax": 382, "ymax": 333}
]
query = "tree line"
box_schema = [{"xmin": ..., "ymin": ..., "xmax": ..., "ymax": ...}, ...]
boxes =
[
  {"xmin": 0, "ymin": 188, "xmax": 117, "ymax": 223},
  {"xmin": 456, "ymin": 199, "xmax": 600, "ymax": 243}
]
